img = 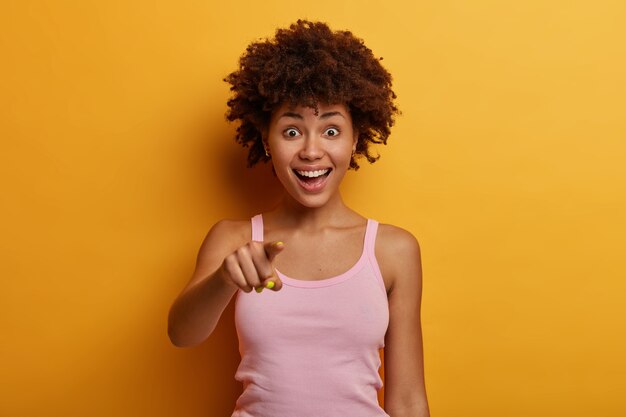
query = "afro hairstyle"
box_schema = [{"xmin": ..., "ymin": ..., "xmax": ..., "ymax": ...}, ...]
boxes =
[{"xmin": 224, "ymin": 19, "xmax": 399, "ymax": 170}]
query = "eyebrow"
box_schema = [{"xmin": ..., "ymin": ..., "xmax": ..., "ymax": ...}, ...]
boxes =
[{"xmin": 279, "ymin": 111, "xmax": 346, "ymax": 120}]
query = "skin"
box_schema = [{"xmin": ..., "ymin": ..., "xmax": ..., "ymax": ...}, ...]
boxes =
[{"xmin": 168, "ymin": 102, "xmax": 429, "ymax": 416}]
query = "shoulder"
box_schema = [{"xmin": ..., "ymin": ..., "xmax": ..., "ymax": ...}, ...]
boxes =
[
  {"xmin": 374, "ymin": 222, "xmax": 422, "ymax": 294},
  {"xmin": 376, "ymin": 223, "xmax": 421, "ymax": 252},
  {"xmin": 207, "ymin": 218, "xmax": 251, "ymax": 240},
  {"xmin": 181, "ymin": 217, "xmax": 253, "ymax": 292},
  {"xmin": 203, "ymin": 218, "xmax": 251, "ymax": 248},
  {"xmin": 196, "ymin": 218, "xmax": 252, "ymax": 263}
]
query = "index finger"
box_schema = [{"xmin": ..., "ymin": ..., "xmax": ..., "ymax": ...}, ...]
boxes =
[{"xmin": 264, "ymin": 240, "xmax": 285, "ymax": 263}]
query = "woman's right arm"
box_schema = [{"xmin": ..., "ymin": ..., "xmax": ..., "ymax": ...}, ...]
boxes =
[
  {"xmin": 167, "ymin": 219, "xmax": 242, "ymax": 348},
  {"xmin": 167, "ymin": 219, "xmax": 283, "ymax": 347}
]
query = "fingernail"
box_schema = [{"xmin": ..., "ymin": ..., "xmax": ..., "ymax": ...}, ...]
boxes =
[
  {"xmin": 255, "ymin": 286, "xmax": 263, "ymax": 293},
  {"xmin": 265, "ymin": 281, "xmax": 275, "ymax": 289}
]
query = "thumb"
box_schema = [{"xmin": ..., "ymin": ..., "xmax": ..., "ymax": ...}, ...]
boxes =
[{"xmin": 260, "ymin": 273, "xmax": 283, "ymax": 292}]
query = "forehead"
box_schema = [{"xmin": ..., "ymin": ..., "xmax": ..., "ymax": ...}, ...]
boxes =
[{"xmin": 271, "ymin": 102, "xmax": 350, "ymax": 121}]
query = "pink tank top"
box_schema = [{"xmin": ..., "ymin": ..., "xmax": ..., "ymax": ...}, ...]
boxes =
[{"xmin": 232, "ymin": 214, "xmax": 390, "ymax": 417}]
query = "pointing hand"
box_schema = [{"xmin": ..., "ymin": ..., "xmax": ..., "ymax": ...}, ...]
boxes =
[{"xmin": 219, "ymin": 240, "xmax": 285, "ymax": 293}]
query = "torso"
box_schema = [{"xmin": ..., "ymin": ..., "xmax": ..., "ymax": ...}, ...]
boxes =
[{"xmin": 231, "ymin": 212, "xmax": 393, "ymax": 417}]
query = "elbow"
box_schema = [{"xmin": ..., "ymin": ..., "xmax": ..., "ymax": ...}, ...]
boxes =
[
  {"xmin": 167, "ymin": 312, "xmax": 211, "ymax": 348},
  {"xmin": 168, "ymin": 323, "xmax": 204, "ymax": 348},
  {"xmin": 167, "ymin": 316, "xmax": 186, "ymax": 348},
  {"xmin": 168, "ymin": 325, "xmax": 190, "ymax": 348}
]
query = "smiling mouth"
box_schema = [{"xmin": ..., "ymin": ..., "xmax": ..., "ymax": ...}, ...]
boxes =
[
  {"xmin": 292, "ymin": 168, "xmax": 332, "ymax": 190},
  {"xmin": 293, "ymin": 168, "xmax": 331, "ymax": 179}
]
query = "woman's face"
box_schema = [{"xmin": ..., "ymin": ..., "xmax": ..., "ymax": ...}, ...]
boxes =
[{"xmin": 265, "ymin": 102, "xmax": 357, "ymax": 208}]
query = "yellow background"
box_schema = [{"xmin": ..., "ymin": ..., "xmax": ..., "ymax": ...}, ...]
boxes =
[{"xmin": 1, "ymin": 1, "xmax": 625, "ymax": 416}]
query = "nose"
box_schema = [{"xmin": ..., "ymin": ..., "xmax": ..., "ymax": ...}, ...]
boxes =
[{"xmin": 298, "ymin": 135, "xmax": 324, "ymax": 160}]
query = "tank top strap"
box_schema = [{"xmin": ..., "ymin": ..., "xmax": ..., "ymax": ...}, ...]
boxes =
[
  {"xmin": 364, "ymin": 218, "xmax": 378, "ymax": 254},
  {"xmin": 251, "ymin": 214, "xmax": 263, "ymax": 242},
  {"xmin": 364, "ymin": 219, "xmax": 387, "ymax": 294}
]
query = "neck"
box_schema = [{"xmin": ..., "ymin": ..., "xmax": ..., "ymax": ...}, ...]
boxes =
[{"xmin": 269, "ymin": 190, "xmax": 355, "ymax": 230}]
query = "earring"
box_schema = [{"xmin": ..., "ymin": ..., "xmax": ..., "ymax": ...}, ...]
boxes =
[{"xmin": 264, "ymin": 146, "xmax": 270, "ymax": 157}]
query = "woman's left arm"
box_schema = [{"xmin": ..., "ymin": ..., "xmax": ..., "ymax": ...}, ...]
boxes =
[{"xmin": 378, "ymin": 226, "xmax": 430, "ymax": 417}]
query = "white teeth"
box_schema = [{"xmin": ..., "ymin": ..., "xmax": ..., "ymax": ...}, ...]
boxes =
[{"xmin": 295, "ymin": 169, "xmax": 330, "ymax": 178}]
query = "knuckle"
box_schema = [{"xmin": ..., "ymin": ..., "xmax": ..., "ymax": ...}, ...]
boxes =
[
  {"xmin": 248, "ymin": 241, "xmax": 263, "ymax": 257},
  {"xmin": 236, "ymin": 246, "xmax": 249, "ymax": 258},
  {"xmin": 223, "ymin": 255, "xmax": 235, "ymax": 269}
]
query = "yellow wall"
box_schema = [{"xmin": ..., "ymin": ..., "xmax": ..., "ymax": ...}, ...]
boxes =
[{"xmin": 1, "ymin": 1, "xmax": 625, "ymax": 416}]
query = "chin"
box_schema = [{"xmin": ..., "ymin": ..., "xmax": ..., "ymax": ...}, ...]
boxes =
[{"xmin": 284, "ymin": 188, "xmax": 336, "ymax": 209}]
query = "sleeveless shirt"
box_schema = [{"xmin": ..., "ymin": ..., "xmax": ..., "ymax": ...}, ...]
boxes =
[{"xmin": 231, "ymin": 214, "xmax": 390, "ymax": 417}]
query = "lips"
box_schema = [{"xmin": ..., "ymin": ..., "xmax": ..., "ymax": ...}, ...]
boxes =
[
  {"xmin": 292, "ymin": 168, "xmax": 332, "ymax": 192},
  {"xmin": 294, "ymin": 168, "xmax": 331, "ymax": 178}
]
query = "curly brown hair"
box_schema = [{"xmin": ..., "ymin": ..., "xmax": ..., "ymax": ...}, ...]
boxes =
[{"xmin": 224, "ymin": 19, "xmax": 399, "ymax": 170}]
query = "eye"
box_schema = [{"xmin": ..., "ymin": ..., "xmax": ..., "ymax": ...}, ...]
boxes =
[
  {"xmin": 283, "ymin": 128, "xmax": 300, "ymax": 138},
  {"xmin": 325, "ymin": 127, "xmax": 340, "ymax": 137}
]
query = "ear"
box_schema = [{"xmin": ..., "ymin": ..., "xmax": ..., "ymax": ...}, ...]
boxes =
[
  {"xmin": 352, "ymin": 132, "xmax": 358, "ymax": 153},
  {"xmin": 260, "ymin": 130, "xmax": 271, "ymax": 157}
]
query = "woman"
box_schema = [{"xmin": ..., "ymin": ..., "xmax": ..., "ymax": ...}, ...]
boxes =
[{"xmin": 168, "ymin": 20, "xmax": 430, "ymax": 417}]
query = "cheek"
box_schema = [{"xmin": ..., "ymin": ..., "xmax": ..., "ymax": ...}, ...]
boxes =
[
  {"xmin": 269, "ymin": 148, "xmax": 291, "ymax": 167},
  {"xmin": 269, "ymin": 152, "xmax": 293, "ymax": 182},
  {"xmin": 332, "ymin": 144, "xmax": 354, "ymax": 164}
]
